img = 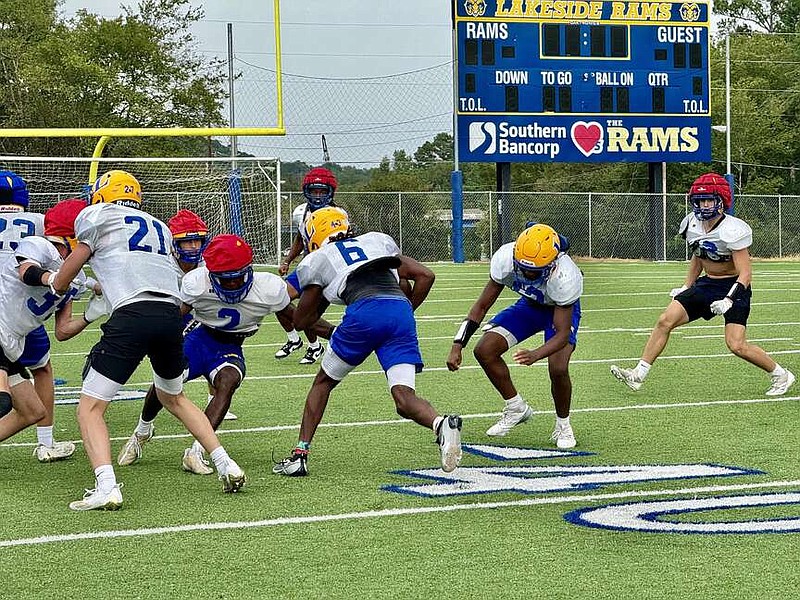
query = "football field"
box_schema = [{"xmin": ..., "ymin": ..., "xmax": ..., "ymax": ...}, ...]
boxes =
[{"xmin": 1, "ymin": 260, "xmax": 799, "ymax": 599}]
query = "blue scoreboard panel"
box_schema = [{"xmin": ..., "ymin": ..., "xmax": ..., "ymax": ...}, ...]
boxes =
[{"xmin": 455, "ymin": 1, "xmax": 711, "ymax": 163}]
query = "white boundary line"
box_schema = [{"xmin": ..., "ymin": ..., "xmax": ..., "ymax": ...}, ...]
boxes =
[
  {"xmin": 2, "ymin": 395, "xmax": 798, "ymax": 448},
  {"xmin": 2, "ymin": 479, "xmax": 798, "ymax": 548}
]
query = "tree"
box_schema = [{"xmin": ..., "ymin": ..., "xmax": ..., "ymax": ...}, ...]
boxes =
[{"xmin": 0, "ymin": 0, "xmax": 229, "ymax": 156}]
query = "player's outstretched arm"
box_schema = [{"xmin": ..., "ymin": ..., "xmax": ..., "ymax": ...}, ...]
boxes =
[
  {"xmin": 447, "ymin": 279, "xmax": 504, "ymax": 372},
  {"xmin": 397, "ymin": 255, "xmax": 435, "ymax": 310}
]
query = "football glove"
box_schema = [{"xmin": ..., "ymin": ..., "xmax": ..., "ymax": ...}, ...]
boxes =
[
  {"xmin": 84, "ymin": 293, "xmax": 110, "ymax": 323},
  {"xmin": 669, "ymin": 285, "xmax": 688, "ymax": 298},
  {"xmin": 710, "ymin": 297, "xmax": 733, "ymax": 315}
]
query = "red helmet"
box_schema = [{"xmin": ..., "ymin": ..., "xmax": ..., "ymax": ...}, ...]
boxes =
[
  {"xmin": 203, "ymin": 234, "xmax": 254, "ymax": 304},
  {"xmin": 302, "ymin": 167, "xmax": 337, "ymax": 209},
  {"xmin": 168, "ymin": 209, "xmax": 209, "ymax": 263},
  {"xmin": 689, "ymin": 172, "xmax": 732, "ymax": 220},
  {"xmin": 44, "ymin": 198, "xmax": 87, "ymax": 251}
]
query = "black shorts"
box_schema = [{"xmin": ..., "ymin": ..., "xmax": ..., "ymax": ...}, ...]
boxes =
[
  {"xmin": 0, "ymin": 350, "xmax": 31, "ymax": 379},
  {"xmin": 84, "ymin": 301, "xmax": 187, "ymax": 385},
  {"xmin": 674, "ymin": 275, "xmax": 751, "ymax": 326}
]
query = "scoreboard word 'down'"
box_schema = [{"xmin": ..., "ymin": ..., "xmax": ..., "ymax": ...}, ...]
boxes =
[{"xmin": 456, "ymin": 0, "xmax": 711, "ymax": 163}]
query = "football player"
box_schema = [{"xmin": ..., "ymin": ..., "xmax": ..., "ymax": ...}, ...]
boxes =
[
  {"xmin": 48, "ymin": 170, "xmax": 246, "ymax": 511},
  {"xmin": 0, "ymin": 199, "xmax": 106, "ymax": 454},
  {"xmin": 610, "ymin": 172, "xmax": 795, "ymax": 395},
  {"xmin": 0, "ymin": 173, "xmax": 97, "ymax": 462},
  {"xmin": 272, "ymin": 207, "xmax": 462, "ymax": 476},
  {"xmin": 275, "ymin": 167, "xmax": 340, "ymax": 365},
  {"xmin": 446, "ymin": 223, "xmax": 583, "ymax": 449},
  {"xmin": 120, "ymin": 234, "xmax": 300, "ymax": 474}
]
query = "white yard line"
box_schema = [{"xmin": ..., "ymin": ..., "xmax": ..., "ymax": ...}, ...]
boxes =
[{"xmin": 1, "ymin": 479, "xmax": 798, "ymax": 549}]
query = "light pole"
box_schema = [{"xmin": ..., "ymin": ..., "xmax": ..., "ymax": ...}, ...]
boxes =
[{"xmin": 711, "ymin": 32, "xmax": 734, "ymax": 214}]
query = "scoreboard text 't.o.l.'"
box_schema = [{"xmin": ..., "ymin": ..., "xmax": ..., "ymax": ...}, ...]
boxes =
[{"xmin": 456, "ymin": 0, "xmax": 711, "ymax": 163}]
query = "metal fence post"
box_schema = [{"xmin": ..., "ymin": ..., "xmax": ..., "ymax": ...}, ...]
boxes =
[
  {"xmin": 398, "ymin": 192, "xmax": 403, "ymax": 253},
  {"xmin": 778, "ymin": 194, "xmax": 783, "ymax": 258},
  {"xmin": 588, "ymin": 192, "xmax": 593, "ymax": 257},
  {"xmin": 488, "ymin": 191, "xmax": 494, "ymax": 256}
]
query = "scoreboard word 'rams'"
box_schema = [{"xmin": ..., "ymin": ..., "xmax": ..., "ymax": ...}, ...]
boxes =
[{"xmin": 466, "ymin": 22, "xmax": 508, "ymax": 39}]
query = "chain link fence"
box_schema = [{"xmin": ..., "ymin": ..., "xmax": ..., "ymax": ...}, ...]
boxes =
[{"xmin": 281, "ymin": 192, "xmax": 800, "ymax": 263}]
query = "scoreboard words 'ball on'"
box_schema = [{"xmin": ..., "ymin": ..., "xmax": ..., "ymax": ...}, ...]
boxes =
[{"xmin": 456, "ymin": 1, "xmax": 712, "ymax": 163}]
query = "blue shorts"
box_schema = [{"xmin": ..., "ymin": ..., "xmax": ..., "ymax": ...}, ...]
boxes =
[
  {"xmin": 330, "ymin": 297, "xmax": 423, "ymax": 372},
  {"xmin": 489, "ymin": 297, "xmax": 581, "ymax": 346},
  {"xmin": 19, "ymin": 325, "xmax": 51, "ymax": 369},
  {"xmin": 184, "ymin": 325, "xmax": 246, "ymax": 383},
  {"xmin": 285, "ymin": 270, "xmax": 301, "ymax": 294}
]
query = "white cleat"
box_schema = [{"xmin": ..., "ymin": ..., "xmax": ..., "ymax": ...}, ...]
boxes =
[
  {"xmin": 117, "ymin": 426, "xmax": 154, "ymax": 466},
  {"xmin": 275, "ymin": 339, "xmax": 303, "ymax": 359},
  {"xmin": 766, "ymin": 369, "xmax": 795, "ymax": 396},
  {"xmin": 182, "ymin": 447, "xmax": 214, "ymax": 475},
  {"xmin": 299, "ymin": 345, "xmax": 324, "ymax": 365},
  {"xmin": 69, "ymin": 484, "xmax": 123, "ymax": 511},
  {"xmin": 610, "ymin": 365, "xmax": 643, "ymax": 391},
  {"xmin": 219, "ymin": 459, "xmax": 247, "ymax": 493},
  {"xmin": 34, "ymin": 441, "xmax": 76, "ymax": 463},
  {"xmin": 486, "ymin": 404, "xmax": 534, "ymax": 437},
  {"xmin": 551, "ymin": 423, "xmax": 577, "ymax": 449},
  {"xmin": 437, "ymin": 415, "xmax": 463, "ymax": 473},
  {"xmin": 222, "ymin": 411, "xmax": 238, "ymax": 421}
]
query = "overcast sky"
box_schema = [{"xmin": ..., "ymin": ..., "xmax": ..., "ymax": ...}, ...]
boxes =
[{"xmin": 59, "ymin": 1, "xmax": 455, "ymax": 166}]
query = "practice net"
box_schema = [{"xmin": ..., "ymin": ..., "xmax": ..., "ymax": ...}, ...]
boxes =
[{"xmin": 0, "ymin": 156, "xmax": 282, "ymax": 265}]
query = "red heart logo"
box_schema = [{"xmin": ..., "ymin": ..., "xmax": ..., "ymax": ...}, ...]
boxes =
[{"xmin": 570, "ymin": 121, "xmax": 604, "ymax": 157}]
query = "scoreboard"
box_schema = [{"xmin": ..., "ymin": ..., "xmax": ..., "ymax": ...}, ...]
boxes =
[{"xmin": 455, "ymin": 0, "xmax": 711, "ymax": 163}]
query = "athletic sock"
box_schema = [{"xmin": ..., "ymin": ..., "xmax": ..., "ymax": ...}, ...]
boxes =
[
  {"xmin": 635, "ymin": 360, "xmax": 652, "ymax": 380},
  {"xmin": 36, "ymin": 425, "xmax": 54, "ymax": 448},
  {"xmin": 770, "ymin": 364, "xmax": 786, "ymax": 377},
  {"xmin": 287, "ymin": 330, "xmax": 300, "ymax": 343},
  {"xmin": 210, "ymin": 446, "xmax": 231, "ymax": 472},
  {"xmin": 135, "ymin": 417, "xmax": 154, "ymax": 437},
  {"xmin": 95, "ymin": 464, "xmax": 117, "ymax": 494}
]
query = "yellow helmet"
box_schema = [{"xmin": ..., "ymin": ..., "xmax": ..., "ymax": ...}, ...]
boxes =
[
  {"xmin": 513, "ymin": 223, "xmax": 561, "ymax": 271},
  {"xmin": 90, "ymin": 170, "xmax": 142, "ymax": 207},
  {"xmin": 303, "ymin": 206, "xmax": 351, "ymax": 251}
]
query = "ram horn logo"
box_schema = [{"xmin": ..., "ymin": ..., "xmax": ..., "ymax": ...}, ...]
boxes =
[
  {"xmin": 464, "ymin": 0, "xmax": 487, "ymax": 17},
  {"xmin": 680, "ymin": 3, "xmax": 700, "ymax": 22},
  {"xmin": 469, "ymin": 122, "xmax": 496, "ymax": 154}
]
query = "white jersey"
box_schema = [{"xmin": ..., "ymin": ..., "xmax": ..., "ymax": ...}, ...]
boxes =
[
  {"xmin": 180, "ymin": 267, "xmax": 290, "ymax": 333},
  {"xmin": 679, "ymin": 213, "xmax": 753, "ymax": 262},
  {"xmin": 0, "ymin": 237, "xmax": 87, "ymax": 361},
  {"xmin": 0, "ymin": 209, "xmax": 44, "ymax": 254},
  {"xmin": 291, "ymin": 203, "xmax": 308, "ymax": 229},
  {"xmin": 296, "ymin": 232, "xmax": 401, "ymax": 305},
  {"xmin": 490, "ymin": 242, "xmax": 582, "ymax": 306},
  {"xmin": 75, "ymin": 203, "xmax": 183, "ymax": 311}
]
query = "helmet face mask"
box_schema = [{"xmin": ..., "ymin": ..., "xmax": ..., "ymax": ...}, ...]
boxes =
[
  {"xmin": 690, "ymin": 194, "xmax": 723, "ymax": 221},
  {"xmin": 91, "ymin": 170, "xmax": 142, "ymax": 208},
  {"xmin": 168, "ymin": 209, "xmax": 208, "ymax": 264},
  {"xmin": 209, "ymin": 267, "xmax": 254, "ymax": 304}
]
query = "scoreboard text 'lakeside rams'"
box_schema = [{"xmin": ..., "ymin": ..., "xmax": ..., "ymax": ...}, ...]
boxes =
[{"xmin": 455, "ymin": 1, "xmax": 711, "ymax": 163}]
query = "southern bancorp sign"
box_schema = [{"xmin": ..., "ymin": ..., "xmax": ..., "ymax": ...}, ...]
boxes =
[{"xmin": 459, "ymin": 115, "xmax": 710, "ymax": 162}]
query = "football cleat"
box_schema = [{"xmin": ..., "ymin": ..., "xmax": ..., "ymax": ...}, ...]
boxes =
[
  {"xmin": 272, "ymin": 448, "xmax": 308, "ymax": 476},
  {"xmin": 766, "ymin": 369, "xmax": 796, "ymax": 396},
  {"xmin": 219, "ymin": 459, "xmax": 247, "ymax": 493},
  {"xmin": 117, "ymin": 425, "xmax": 154, "ymax": 466},
  {"xmin": 33, "ymin": 441, "xmax": 76, "ymax": 463},
  {"xmin": 182, "ymin": 447, "xmax": 214, "ymax": 475},
  {"xmin": 436, "ymin": 415, "xmax": 463, "ymax": 472},
  {"xmin": 551, "ymin": 422, "xmax": 577, "ymax": 449},
  {"xmin": 299, "ymin": 345, "xmax": 324, "ymax": 365},
  {"xmin": 69, "ymin": 484, "xmax": 123, "ymax": 511},
  {"xmin": 610, "ymin": 365, "xmax": 643, "ymax": 391},
  {"xmin": 486, "ymin": 404, "xmax": 533, "ymax": 437},
  {"xmin": 275, "ymin": 339, "xmax": 303, "ymax": 359}
]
